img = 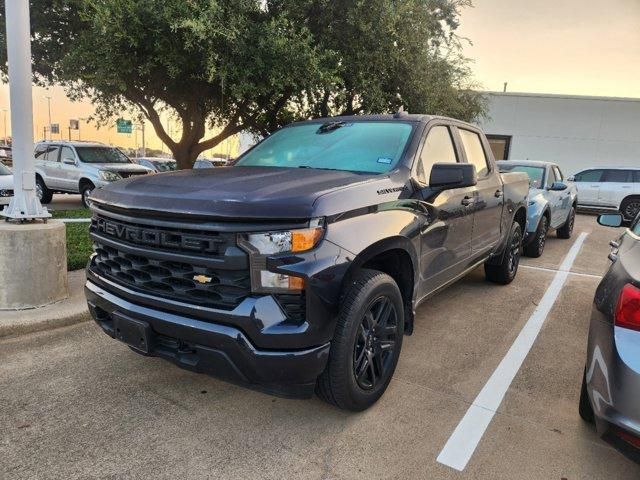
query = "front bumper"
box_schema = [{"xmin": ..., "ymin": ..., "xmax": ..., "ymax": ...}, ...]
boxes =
[{"xmin": 86, "ymin": 279, "xmax": 330, "ymax": 398}]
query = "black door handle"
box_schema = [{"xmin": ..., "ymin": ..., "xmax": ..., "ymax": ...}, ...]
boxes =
[
  {"xmin": 461, "ymin": 196, "xmax": 474, "ymax": 206},
  {"xmin": 494, "ymin": 189, "xmax": 503, "ymax": 198}
]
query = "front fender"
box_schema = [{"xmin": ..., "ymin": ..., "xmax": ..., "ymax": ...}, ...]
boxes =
[{"xmin": 527, "ymin": 197, "xmax": 549, "ymax": 234}]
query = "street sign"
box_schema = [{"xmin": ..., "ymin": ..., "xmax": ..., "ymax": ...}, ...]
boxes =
[
  {"xmin": 50, "ymin": 123, "xmax": 59, "ymax": 134},
  {"xmin": 116, "ymin": 118, "xmax": 132, "ymax": 134},
  {"xmin": 69, "ymin": 119, "xmax": 79, "ymax": 130}
]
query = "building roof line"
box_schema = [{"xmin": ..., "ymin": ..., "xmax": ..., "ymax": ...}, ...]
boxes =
[{"xmin": 484, "ymin": 91, "xmax": 640, "ymax": 103}]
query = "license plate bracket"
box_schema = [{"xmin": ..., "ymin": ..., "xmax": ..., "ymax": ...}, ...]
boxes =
[{"xmin": 112, "ymin": 313, "xmax": 151, "ymax": 354}]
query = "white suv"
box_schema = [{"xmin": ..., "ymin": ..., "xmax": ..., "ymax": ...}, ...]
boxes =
[
  {"xmin": 568, "ymin": 167, "xmax": 640, "ymax": 221},
  {"xmin": 34, "ymin": 141, "xmax": 152, "ymax": 208}
]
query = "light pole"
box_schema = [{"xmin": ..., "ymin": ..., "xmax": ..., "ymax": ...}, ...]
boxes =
[
  {"xmin": 1, "ymin": 0, "xmax": 49, "ymax": 220},
  {"xmin": 1, "ymin": 109, "xmax": 8, "ymax": 146},
  {"xmin": 44, "ymin": 95, "xmax": 52, "ymax": 140}
]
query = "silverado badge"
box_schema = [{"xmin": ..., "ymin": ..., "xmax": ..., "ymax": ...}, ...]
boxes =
[{"xmin": 193, "ymin": 274, "xmax": 213, "ymax": 284}]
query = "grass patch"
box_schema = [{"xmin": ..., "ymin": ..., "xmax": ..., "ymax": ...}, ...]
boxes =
[{"xmin": 52, "ymin": 209, "xmax": 93, "ymax": 271}]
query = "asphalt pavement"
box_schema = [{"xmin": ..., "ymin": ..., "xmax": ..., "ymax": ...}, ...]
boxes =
[{"xmin": 1, "ymin": 214, "xmax": 639, "ymax": 479}]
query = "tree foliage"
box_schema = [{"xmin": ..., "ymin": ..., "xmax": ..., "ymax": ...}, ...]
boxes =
[{"xmin": 0, "ymin": 0, "xmax": 485, "ymax": 169}]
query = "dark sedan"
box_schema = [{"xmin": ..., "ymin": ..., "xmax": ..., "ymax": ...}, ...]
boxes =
[{"xmin": 580, "ymin": 212, "xmax": 640, "ymax": 461}]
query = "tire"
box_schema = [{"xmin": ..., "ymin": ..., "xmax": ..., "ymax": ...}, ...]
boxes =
[
  {"xmin": 36, "ymin": 176, "xmax": 53, "ymax": 204},
  {"xmin": 524, "ymin": 215, "xmax": 548, "ymax": 258},
  {"xmin": 80, "ymin": 182, "xmax": 95, "ymax": 208},
  {"xmin": 557, "ymin": 206, "xmax": 575, "ymax": 239},
  {"xmin": 485, "ymin": 221, "xmax": 522, "ymax": 285},
  {"xmin": 620, "ymin": 197, "xmax": 640, "ymax": 223},
  {"xmin": 316, "ymin": 269, "xmax": 404, "ymax": 411},
  {"xmin": 579, "ymin": 368, "xmax": 595, "ymax": 423}
]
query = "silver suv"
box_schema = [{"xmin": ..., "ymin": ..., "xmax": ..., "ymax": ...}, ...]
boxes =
[{"xmin": 34, "ymin": 141, "xmax": 152, "ymax": 207}]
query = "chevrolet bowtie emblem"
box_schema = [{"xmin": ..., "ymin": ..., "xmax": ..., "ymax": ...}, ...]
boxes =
[{"xmin": 193, "ymin": 274, "xmax": 213, "ymax": 284}]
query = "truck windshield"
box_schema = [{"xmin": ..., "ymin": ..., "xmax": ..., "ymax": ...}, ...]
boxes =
[
  {"xmin": 0, "ymin": 163, "xmax": 10, "ymax": 175},
  {"xmin": 235, "ymin": 121, "xmax": 413, "ymax": 174},
  {"xmin": 76, "ymin": 147, "xmax": 131, "ymax": 164},
  {"xmin": 500, "ymin": 164, "xmax": 545, "ymax": 189}
]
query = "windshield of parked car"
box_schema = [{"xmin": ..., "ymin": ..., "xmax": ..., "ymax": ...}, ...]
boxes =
[
  {"xmin": 152, "ymin": 160, "xmax": 176, "ymax": 172},
  {"xmin": 0, "ymin": 163, "xmax": 10, "ymax": 175},
  {"xmin": 235, "ymin": 121, "xmax": 414, "ymax": 174},
  {"xmin": 76, "ymin": 146, "xmax": 131, "ymax": 164},
  {"xmin": 499, "ymin": 164, "xmax": 545, "ymax": 189}
]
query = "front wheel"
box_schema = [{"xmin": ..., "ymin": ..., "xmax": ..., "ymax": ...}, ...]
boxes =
[
  {"xmin": 485, "ymin": 221, "xmax": 522, "ymax": 285},
  {"xmin": 316, "ymin": 269, "xmax": 404, "ymax": 411},
  {"xmin": 524, "ymin": 215, "xmax": 548, "ymax": 258},
  {"xmin": 80, "ymin": 183, "xmax": 95, "ymax": 208},
  {"xmin": 36, "ymin": 176, "xmax": 53, "ymax": 204}
]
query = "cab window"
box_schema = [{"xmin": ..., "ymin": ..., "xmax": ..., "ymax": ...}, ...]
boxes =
[
  {"xmin": 602, "ymin": 169, "xmax": 632, "ymax": 183},
  {"xmin": 416, "ymin": 126, "xmax": 457, "ymax": 184},
  {"xmin": 546, "ymin": 167, "xmax": 557, "ymax": 188},
  {"xmin": 574, "ymin": 169, "xmax": 603, "ymax": 182},
  {"xmin": 60, "ymin": 146, "xmax": 76, "ymax": 164},
  {"xmin": 552, "ymin": 166, "xmax": 563, "ymax": 181},
  {"xmin": 459, "ymin": 129, "xmax": 489, "ymax": 177},
  {"xmin": 45, "ymin": 145, "xmax": 61, "ymax": 163}
]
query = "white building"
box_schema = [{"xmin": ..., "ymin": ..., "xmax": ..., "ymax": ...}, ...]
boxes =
[{"xmin": 479, "ymin": 92, "xmax": 640, "ymax": 176}]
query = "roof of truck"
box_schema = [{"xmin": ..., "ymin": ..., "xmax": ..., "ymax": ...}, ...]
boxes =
[{"xmin": 288, "ymin": 113, "xmax": 479, "ymax": 130}]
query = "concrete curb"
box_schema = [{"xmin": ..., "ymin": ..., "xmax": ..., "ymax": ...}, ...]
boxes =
[{"xmin": 0, "ymin": 270, "xmax": 89, "ymax": 338}]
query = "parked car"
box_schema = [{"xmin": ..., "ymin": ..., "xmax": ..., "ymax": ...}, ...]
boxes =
[
  {"xmin": 0, "ymin": 161, "xmax": 13, "ymax": 206},
  {"xmin": 85, "ymin": 114, "xmax": 529, "ymax": 411},
  {"xmin": 193, "ymin": 157, "xmax": 229, "ymax": 169},
  {"xmin": 133, "ymin": 157, "xmax": 177, "ymax": 173},
  {"xmin": 193, "ymin": 158, "xmax": 214, "ymax": 169},
  {"xmin": 34, "ymin": 141, "xmax": 153, "ymax": 208},
  {"xmin": 580, "ymin": 211, "xmax": 640, "ymax": 462},
  {"xmin": 568, "ymin": 167, "xmax": 640, "ymax": 222},
  {"xmin": 497, "ymin": 160, "xmax": 578, "ymax": 257}
]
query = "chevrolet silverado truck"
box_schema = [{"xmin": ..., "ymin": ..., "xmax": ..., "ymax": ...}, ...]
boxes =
[{"xmin": 85, "ymin": 114, "xmax": 528, "ymax": 411}]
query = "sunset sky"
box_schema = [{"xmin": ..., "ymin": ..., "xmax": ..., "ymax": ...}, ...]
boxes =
[{"xmin": 0, "ymin": 0, "xmax": 638, "ymax": 152}]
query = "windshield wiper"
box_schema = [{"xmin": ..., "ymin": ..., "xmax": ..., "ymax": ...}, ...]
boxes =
[{"xmin": 316, "ymin": 121, "xmax": 347, "ymax": 134}]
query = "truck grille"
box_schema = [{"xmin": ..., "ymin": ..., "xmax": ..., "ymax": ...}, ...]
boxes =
[
  {"xmin": 89, "ymin": 212, "xmax": 250, "ymax": 310},
  {"xmin": 92, "ymin": 242, "xmax": 250, "ymax": 309}
]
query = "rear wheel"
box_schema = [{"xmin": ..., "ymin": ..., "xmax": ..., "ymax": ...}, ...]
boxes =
[
  {"xmin": 557, "ymin": 206, "xmax": 575, "ymax": 239},
  {"xmin": 579, "ymin": 368, "xmax": 595, "ymax": 423},
  {"xmin": 621, "ymin": 197, "xmax": 640, "ymax": 223},
  {"xmin": 485, "ymin": 221, "xmax": 522, "ymax": 285},
  {"xmin": 36, "ymin": 176, "xmax": 53, "ymax": 204},
  {"xmin": 316, "ymin": 269, "xmax": 404, "ymax": 411},
  {"xmin": 524, "ymin": 215, "xmax": 548, "ymax": 258},
  {"xmin": 80, "ymin": 182, "xmax": 95, "ymax": 208}
]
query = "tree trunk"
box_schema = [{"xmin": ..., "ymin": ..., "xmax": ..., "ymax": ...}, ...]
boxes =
[{"xmin": 170, "ymin": 142, "xmax": 201, "ymax": 170}]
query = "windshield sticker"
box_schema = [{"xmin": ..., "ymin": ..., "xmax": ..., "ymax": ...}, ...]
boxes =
[{"xmin": 377, "ymin": 157, "xmax": 392, "ymax": 164}]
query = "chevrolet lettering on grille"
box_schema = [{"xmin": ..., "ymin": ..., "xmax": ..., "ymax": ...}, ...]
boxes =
[{"xmin": 94, "ymin": 217, "xmax": 223, "ymax": 254}]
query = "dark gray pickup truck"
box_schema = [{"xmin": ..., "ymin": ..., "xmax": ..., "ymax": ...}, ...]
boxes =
[{"xmin": 85, "ymin": 114, "xmax": 529, "ymax": 410}]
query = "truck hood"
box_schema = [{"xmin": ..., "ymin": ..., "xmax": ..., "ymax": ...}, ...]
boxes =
[
  {"xmin": 0, "ymin": 174, "xmax": 12, "ymax": 189},
  {"xmin": 91, "ymin": 166, "xmax": 405, "ymax": 220}
]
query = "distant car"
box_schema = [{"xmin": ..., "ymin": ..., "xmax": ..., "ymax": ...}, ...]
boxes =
[
  {"xmin": 568, "ymin": 167, "xmax": 640, "ymax": 222},
  {"xmin": 134, "ymin": 157, "xmax": 177, "ymax": 173},
  {"xmin": 34, "ymin": 141, "xmax": 153, "ymax": 208},
  {"xmin": 498, "ymin": 160, "xmax": 578, "ymax": 257},
  {"xmin": 193, "ymin": 158, "xmax": 228, "ymax": 169},
  {"xmin": 0, "ymin": 162, "xmax": 13, "ymax": 206},
  {"xmin": 580, "ymin": 211, "xmax": 640, "ymax": 463}
]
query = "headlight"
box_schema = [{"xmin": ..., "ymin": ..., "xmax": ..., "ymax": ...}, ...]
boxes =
[
  {"xmin": 99, "ymin": 170, "xmax": 122, "ymax": 182},
  {"xmin": 240, "ymin": 220, "xmax": 324, "ymax": 293}
]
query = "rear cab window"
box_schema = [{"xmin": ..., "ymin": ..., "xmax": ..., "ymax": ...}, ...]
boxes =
[{"xmin": 459, "ymin": 129, "xmax": 490, "ymax": 177}]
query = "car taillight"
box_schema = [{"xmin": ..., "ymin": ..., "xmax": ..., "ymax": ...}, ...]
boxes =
[{"xmin": 614, "ymin": 284, "xmax": 640, "ymax": 331}]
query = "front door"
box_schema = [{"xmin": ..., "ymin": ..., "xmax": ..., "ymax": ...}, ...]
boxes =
[
  {"xmin": 573, "ymin": 169, "xmax": 604, "ymax": 206},
  {"xmin": 457, "ymin": 128, "xmax": 503, "ymax": 256},
  {"xmin": 59, "ymin": 146, "xmax": 80, "ymax": 191},
  {"xmin": 414, "ymin": 124, "xmax": 475, "ymax": 298}
]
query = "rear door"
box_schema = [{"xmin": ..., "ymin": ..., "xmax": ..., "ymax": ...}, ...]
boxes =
[
  {"xmin": 599, "ymin": 169, "xmax": 633, "ymax": 209},
  {"xmin": 43, "ymin": 144, "xmax": 62, "ymax": 188},
  {"xmin": 415, "ymin": 124, "xmax": 475, "ymax": 297},
  {"xmin": 573, "ymin": 169, "xmax": 604, "ymax": 206},
  {"xmin": 456, "ymin": 128, "xmax": 503, "ymax": 256}
]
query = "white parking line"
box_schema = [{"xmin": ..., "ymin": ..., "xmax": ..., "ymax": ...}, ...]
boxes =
[
  {"xmin": 521, "ymin": 264, "xmax": 602, "ymax": 279},
  {"xmin": 436, "ymin": 232, "xmax": 589, "ymax": 471},
  {"xmin": 59, "ymin": 218, "xmax": 92, "ymax": 223}
]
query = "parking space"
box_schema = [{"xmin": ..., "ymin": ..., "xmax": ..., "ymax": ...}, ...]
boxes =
[
  {"xmin": 48, "ymin": 194, "xmax": 84, "ymax": 212},
  {"xmin": 1, "ymin": 214, "xmax": 638, "ymax": 479}
]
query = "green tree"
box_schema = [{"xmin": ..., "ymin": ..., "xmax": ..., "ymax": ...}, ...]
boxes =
[{"xmin": 0, "ymin": 0, "xmax": 485, "ymax": 169}]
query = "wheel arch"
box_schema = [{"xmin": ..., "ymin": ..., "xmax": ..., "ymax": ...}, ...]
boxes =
[{"xmin": 79, "ymin": 177, "xmax": 95, "ymax": 191}]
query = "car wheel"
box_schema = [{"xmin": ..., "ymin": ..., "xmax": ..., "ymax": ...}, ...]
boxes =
[
  {"xmin": 579, "ymin": 368, "xmax": 595, "ymax": 423},
  {"xmin": 485, "ymin": 221, "xmax": 522, "ymax": 285},
  {"xmin": 621, "ymin": 197, "xmax": 640, "ymax": 223},
  {"xmin": 36, "ymin": 176, "xmax": 53, "ymax": 204},
  {"xmin": 557, "ymin": 206, "xmax": 575, "ymax": 239},
  {"xmin": 524, "ymin": 215, "xmax": 548, "ymax": 258},
  {"xmin": 80, "ymin": 183, "xmax": 95, "ymax": 208},
  {"xmin": 316, "ymin": 269, "xmax": 404, "ymax": 411}
]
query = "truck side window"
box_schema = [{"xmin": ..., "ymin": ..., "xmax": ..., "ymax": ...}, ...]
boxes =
[
  {"xmin": 459, "ymin": 129, "xmax": 489, "ymax": 177},
  {"xmin": 45, "ymin": 145, "xmax": 61, "ymax": 163},
  {"xmin": 60, "ymin": 146, "xmax": 76, "ymax": 164},
  {"xmin": 417, "ymin": 126, "xmax": 457, "ymax": 184},
  {"xmin": 546, "ymin": 167, "xmax": 557, "ymax": 188},
  {"xmin": 553, "ymin": 166, "xmax": 563, "ymax": 181}
]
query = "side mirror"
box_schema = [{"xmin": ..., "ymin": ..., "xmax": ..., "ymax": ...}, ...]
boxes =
[
  {"xmin": 566, "ymin": 175, "xmax": 575, "ymax": 182},
  {"xmin": 429, "ymin": 163, "xmax": 477, "ymax": 190},
  {"xmin": 598, "ymin": 213, "xmax": 623, "ymax": 228},
  {"xmin": 549, "ymin": 181, "xmax": 568, "ymax": 191},
  {"xmin": 62, "ymin": 157, "xmax": 76, "ymax": 165}
]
